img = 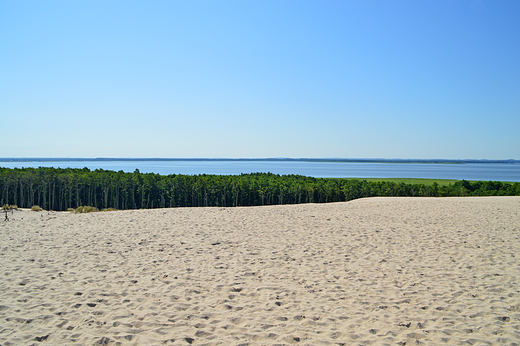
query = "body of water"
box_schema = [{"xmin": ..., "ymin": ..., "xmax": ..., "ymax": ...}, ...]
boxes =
[{"xmin": 1, "ymin": 160, "xmax": 519, "ymax": 182}]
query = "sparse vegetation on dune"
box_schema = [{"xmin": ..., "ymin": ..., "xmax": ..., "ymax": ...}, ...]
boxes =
[
  {"xmin": 73, "ymin": 206, "xmax": 99, "ymax": 214},
  {"xmin": 70, "ymin": 206, "xmax": 117, "ymax": 213}
]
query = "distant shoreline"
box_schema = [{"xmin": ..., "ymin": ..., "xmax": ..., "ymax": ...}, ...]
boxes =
[{"xmin": 1, "ymin": 158, "xmax": 518, "ymax": 164}]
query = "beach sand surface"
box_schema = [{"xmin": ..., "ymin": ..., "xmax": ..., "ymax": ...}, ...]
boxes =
[{"xmin": 1, "ymin": 197, "xmax": 519, "ymax": 345}]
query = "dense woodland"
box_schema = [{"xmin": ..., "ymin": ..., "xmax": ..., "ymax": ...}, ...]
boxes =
[{"xmin": 1, "ymin": 167, "xmax": 519, "ymax": 211}]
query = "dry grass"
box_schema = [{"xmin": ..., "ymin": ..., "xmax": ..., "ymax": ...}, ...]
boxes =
[{"xmin": 73, "ymin": 206, "xmax": 99, "ymax": 214}]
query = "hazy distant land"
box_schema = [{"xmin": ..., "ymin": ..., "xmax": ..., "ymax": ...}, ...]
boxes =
[{"xmin": 1, "ymin": 157, "xmax": 519, "ymax": 164}]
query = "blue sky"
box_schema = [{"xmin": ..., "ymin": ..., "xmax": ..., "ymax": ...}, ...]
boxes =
[{"xmin": 2, "ymin": 1, "xmax": 519, "ymax": 159}]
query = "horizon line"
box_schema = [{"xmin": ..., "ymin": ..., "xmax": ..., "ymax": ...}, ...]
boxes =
[{"xmin": 1, "ymin": 157, "xmax": 519, "ymax": 163}]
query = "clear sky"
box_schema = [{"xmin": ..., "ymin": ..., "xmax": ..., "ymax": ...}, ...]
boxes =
[{"xmin": 2, "ymin": 1, "xmax": 519, "ymax": 159}]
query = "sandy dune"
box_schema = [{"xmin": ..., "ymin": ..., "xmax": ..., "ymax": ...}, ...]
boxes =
[{"xmin": 1, "ymin": 197, "xmax": 519, "ymax": 345}]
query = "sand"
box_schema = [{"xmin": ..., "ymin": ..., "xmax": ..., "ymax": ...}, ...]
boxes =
[{"xmin": 1, "ymin": 196, "xmax": 519, "ymax": 345}]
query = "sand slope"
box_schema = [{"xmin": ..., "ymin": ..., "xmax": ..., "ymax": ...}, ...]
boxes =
[{"xmin": 1, "ymin": 197, "xmax": 519, "ymax": 345}]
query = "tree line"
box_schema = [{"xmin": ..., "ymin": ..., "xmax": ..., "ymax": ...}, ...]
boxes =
[{"xmin": 1, "ymin": 167, "xmax": 519, "ymax": 211}]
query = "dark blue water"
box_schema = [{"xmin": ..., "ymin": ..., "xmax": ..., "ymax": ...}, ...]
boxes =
[{"xmin": 1, "ymin": 160, "xmax": 519, "ymax": 181}]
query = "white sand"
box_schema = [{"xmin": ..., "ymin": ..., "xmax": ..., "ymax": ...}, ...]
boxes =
[{"xmin": 1, "ymin": 197, "xmax": 519, "ymax": 345}]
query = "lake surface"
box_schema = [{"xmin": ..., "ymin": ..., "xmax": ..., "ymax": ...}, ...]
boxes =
[{"xmin": 1, "ymin": 160, "xmax": 519, "ymax": 181}]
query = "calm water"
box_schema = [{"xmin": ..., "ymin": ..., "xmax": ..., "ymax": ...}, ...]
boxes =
[{"xmin": 1, "ymin": 160, "xmax": 519, "ymax": 181}]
